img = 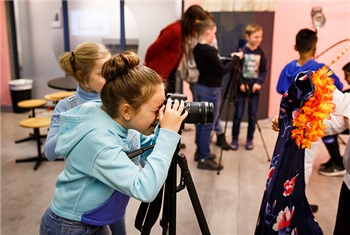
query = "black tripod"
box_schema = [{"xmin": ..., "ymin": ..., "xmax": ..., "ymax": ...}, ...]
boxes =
[
  {"xmin": 133, "ymin": 130, "xmax": 211, "ymax": 235},
  {"xmin": 212, "ymin": 59, "xmax": 240, "ymax": 174}
]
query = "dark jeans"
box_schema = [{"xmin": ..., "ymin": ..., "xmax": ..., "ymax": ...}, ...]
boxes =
[
  {"xmin": 334, "ymin": 182, "xmax": 350, "ymax": 235},
  {"xmin": 322, "ymin": 134, "xmax": 343, "ymax": 164},
  {"xmin": 232, "ymin": 90, "xmax": 259, "ymax": 140}
]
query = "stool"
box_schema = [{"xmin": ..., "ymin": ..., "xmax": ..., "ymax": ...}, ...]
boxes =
[
  {"xmin": 16, "ymin": 117, "xmax": 51, "ymax": 170},
  {"xmin": 17, "ymin": 99, "xmax": 47, "ymax": 117},
  {"xmin": 44, "ymin": 91, "xmax": 75, "ymax": 106},
  {"xmin": 15, "ymin": 99, "xmax": 48, "ymax": 144}
]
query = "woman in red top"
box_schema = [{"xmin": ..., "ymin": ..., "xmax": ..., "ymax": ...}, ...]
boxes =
[{"xmin": 144, "ymin": 5, "xmax": 208, "ymax": 93}]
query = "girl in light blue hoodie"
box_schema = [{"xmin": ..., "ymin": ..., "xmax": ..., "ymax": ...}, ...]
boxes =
[
  {"xmin": 40, "ymin": 51, "xmax": 188, "ymax": 235},
  {"xmin": 44, "ymin": 42, "xmax": 111, "ymax": 162}
]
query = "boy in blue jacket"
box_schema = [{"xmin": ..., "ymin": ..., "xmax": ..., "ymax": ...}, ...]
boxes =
[{"xmin": 276, "ymin": 28, "xmax": 344, "ymax": 178}]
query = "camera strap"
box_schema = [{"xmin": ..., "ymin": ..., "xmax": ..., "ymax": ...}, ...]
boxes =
[{"xmin": 134, "ymin": 186, "xmax": 164, "ymax": 234}]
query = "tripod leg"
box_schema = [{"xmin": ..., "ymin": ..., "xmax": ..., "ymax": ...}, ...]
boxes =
[
  {"xmin": 211, "ymin": 71, "xmax": 235, "ymax": 143},
  {"xmin": 134, "ymin": 140, "xmax": 211, "ymax": 235},
  {"xmin": 134, "ymin": 143, "xmax": 180, "ymax": 235},
  {"xmin": 246, "ymin": 90, "xmax": 270, "ymax": 161},
  {"xmin": 177, "ymin": 153, "xmax": 211, "ymax": 235},
  {"xmin": 216, "ymin": 97, "xmax": 232, "ymax": 175},
  {"xmin": 216, "ymin": 70, "xmax": 238, "ymax": 174},
  {"xmin": 134, "ymin": 188, "xmax": 164, "ymax": 235},
  {"xmin": 160, "ymin": 156, "xmax": 178, "ymax": 235}
]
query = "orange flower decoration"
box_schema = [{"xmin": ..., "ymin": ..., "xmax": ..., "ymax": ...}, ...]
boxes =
[{"xmin": 290, "ymin": 66, "xmax": 335, "ymax": 149}]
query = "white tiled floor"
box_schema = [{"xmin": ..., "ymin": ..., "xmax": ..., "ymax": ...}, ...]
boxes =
[{"xmin": 1, "ymin": 110, "xmax": 345, "ymax": 234}]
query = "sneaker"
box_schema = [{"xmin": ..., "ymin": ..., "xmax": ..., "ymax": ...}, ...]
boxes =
[
  {"xmin": 194, "ymin": 152, "xmax": 216, "ymax": 162},
  {"xmin": 216, "ymin": 134, "xmax": 231, "ymax": 150},
  {"xmin": 319, "ymin": 159, "xmax": 332, "ymax": 171},
  {"xmin": 198, "ymin": 159, "xmax": 223, "ymax": 171},
  {"xmin": 309, "ymin": 204, "xmax": 319, "ymax": 213},
  {"xmin": 230, "ymin": 139, "xmax": 239, "ymax": 150},
  {"xmin": 246, "ymin": 139, "xmax": 254, "ymax": 150},
  {"xmin": 318, "ymin": 162, "xmax": 346, "ymax": 177}
]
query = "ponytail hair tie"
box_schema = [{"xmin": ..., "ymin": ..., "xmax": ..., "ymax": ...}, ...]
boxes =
[{"xmin": 70, "ymin": 51, "xmax": 76, "ymax": 73}]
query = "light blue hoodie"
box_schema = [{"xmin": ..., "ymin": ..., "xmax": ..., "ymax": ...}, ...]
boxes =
[
  {"xmin": 50, "ymin": 100, "xmax": 180, "ymax": 226},
  {"xmin": 44, "ymin": 85, "xmax": 100, "ymax": 161}
]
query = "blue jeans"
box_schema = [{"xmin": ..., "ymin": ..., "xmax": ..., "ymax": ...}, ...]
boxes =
[
  {"xmin": 232, "ymin": 90, "xmax": 259, "ymax": 140},
  {"xmin": 192, "ymin": 83, "xmax": 223, "ymax": 134},
  {"xmin": 214, "ymin": 92, "xmax": 223, "ymax": 134},
  {"xmin": 194, "ymin": 84, "xmax": 221, "ymax": 159},
  {"xmin": 40, "ymin": 208, "xmax": 112, "ymax": 235}
]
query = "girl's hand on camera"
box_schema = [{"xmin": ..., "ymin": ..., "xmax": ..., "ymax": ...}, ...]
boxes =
[{"xmin": 159, "ymin": 98, "xmax": 188, "ymax": 133}]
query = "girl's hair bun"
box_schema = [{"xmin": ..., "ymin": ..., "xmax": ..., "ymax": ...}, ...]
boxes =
[{"xmin": 102, "ymin": 51, "xmax": 140, "ymax": 82}]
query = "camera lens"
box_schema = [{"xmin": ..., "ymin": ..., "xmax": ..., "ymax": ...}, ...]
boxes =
[
  {"xmin": 185, "ymin": 102, "xmax": 213, "ymax": 124},
  {"xmin": 164, "ymin": 93, "xmax": 214, "ymax": 125}
]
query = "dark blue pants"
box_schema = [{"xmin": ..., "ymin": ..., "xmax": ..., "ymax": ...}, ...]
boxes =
[{"xmin": 232, "ymin": 90, "xmax": 259, "ymax": 140}]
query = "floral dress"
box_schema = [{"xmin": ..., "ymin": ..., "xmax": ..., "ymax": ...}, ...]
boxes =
[{"xmin": 254, "ymin": 69, "xmax": 333, "ymax": 235}]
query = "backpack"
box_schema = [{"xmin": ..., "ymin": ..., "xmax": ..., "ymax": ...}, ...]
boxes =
[{"xmin": 176, "ymin": 40, "xmax": 199, "ymax": 84}]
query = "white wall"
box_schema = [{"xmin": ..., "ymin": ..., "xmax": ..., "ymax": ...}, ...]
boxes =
[
  {"xmin": 15, "ymin": 0, "xmax": 65, "ymax": 99},
  {"xmin": 127, "ymin": 1, "xmax": 182, "ymax": 63},
  {"xmin": 14, "ymin": 0, "xmax": 181, "ymax": 100}
]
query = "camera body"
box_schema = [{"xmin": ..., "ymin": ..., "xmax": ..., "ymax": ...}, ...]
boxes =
[{"xmin": 165, "ymin": 93, "xmax": 213, "ymax": 124}]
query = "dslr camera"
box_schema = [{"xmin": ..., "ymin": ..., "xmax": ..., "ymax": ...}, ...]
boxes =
[{"xmin": 165, "ymin": 93, "xmax": 213, "ymax": 124}]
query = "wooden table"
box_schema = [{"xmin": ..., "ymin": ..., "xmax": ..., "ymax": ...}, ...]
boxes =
[{"xmin": 48, "ymin": 77, "xmax": 78, "ymax": 91}]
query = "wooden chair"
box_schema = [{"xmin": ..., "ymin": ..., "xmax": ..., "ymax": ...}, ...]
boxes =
[
  {"xmin": 15, "ymin": 99, "xmax": 47, "ymax": 143},
  {"xmin": 16, "ymin": 117, "xmax": 51, "ymax": 170}
]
